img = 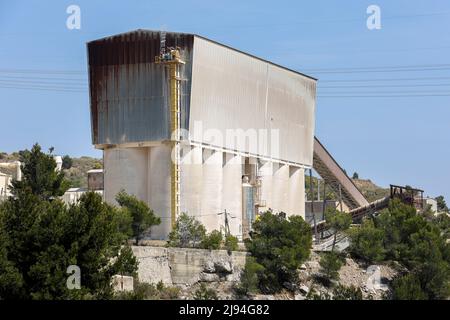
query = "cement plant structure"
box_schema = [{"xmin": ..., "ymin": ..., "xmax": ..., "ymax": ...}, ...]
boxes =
[{"xmin": 87, "ymin": 30, "xmax": 316, "ymax": 240}]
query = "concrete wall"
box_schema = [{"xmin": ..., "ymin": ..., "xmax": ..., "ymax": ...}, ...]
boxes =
[
  {"xmin": 131, "ymin": 246, "xmax": 248, "ymax": 286},
  {"xmin": 190, "ymin": 36, "xmax": 316, "ymax": 166},
  {"xmin": 104, "ymin": 144, "xmax": 307, "ymax": 240},
  {"xmin": 104, "ymin": 147, "xmax": 149, "ymax": 205},
  {"xmin": 147, "ymin": 145, "xmax": 171, "ymax": 239}
]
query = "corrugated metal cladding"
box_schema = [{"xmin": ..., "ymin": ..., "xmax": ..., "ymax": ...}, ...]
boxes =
[
  {"xmin": 88, "ymin": 30, "xmax": 194, "ymax": 145},
  {"xmin": 87, "ymin": 30, "xmax": 316, "ymax": 166},
  {"xmin": 189, "ymin": 36, "xmax": 316, "ymax": 167}
]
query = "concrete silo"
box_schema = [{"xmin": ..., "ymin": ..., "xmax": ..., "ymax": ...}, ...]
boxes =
[{"xmin": 87, "ymin": 30, "xmax": 316, "ymax": 240}]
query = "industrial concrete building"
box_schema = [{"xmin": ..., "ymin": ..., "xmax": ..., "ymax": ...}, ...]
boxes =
[{"xmin": 87, "ymin": 30, "xmax": 316, "ymax": 239}]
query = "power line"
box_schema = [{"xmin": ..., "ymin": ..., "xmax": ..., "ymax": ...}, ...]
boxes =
[
  {"xmin": 318, "ymin": 94, "xmax": 450, "ymax": 98},
  {"xmin": 319, "ymin": 76, "xmax": 450, "ymax": 83},
  {"xmin": 306, "ymin": 67, "xmax": 450, "ymax": 74},
  {"xmin": 0, "ymin": 84, "xmax": 85, "ymax": 93},
  {"xmin": 0, "ymin": 75, "xmax": 87, "ymax": 82},
  {"xmin": 0, "ymin": 79, "xmax": 87, "ymax": 87},
  {"xmin": 0, "ymin": 68, "xmax": 86, "ymax": 75},
  {"xmin": 319, "ymin": 83, "xmax": 450, "ymax": 89}
]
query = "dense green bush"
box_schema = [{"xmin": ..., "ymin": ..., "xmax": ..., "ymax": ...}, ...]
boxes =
[
  {"xmin": 319, "ymin": 252, "xmax": 345, "ymax": 282},
  {"xmin": 348, "ymin": 219, "xmax": 385, "ymax": 263},
  {"xmin": 391, "ymin": 273, "xmax": 427, "ymax": 300},
  {"xmin": 61, "ymin": 155, "xmax": 73, "ymax": 170},
  {"xmin": 193, "ymin": 283, "xmax": 218, "ymax": 300},
  {"xmin": 115, "ymin": 280, "xmax": 180, "ymax": 300},
  {"xmin": 348, "ymin": 199, "xmax": 450, "ymax": 300},
  {"xmin": 325, "ymin": 208, "xmax": 352, "ymax": 251},
  {"xmin": 307, "ymin": 284, "xmax": 363, "ymax": 300},
  {"xmin": 245, "ymin": 212, "xmax": 312, "ymax": 293},
  {"xmin": 167, "ymin": 213, "xmax": 206, "ymax": 248},
  {"xmin": 0, "ymin": 144, "xmax": 137, "ymax": 300},
  {"xmin": 332, "ymin": 284, "xmax": 363, "ymax": 300},
  {"xmin": 201, "ymin": 230, "xmax": 223, "ymax": 250},
  {"xmin": 224, "ymin": 234, "xmax": 239, "ymax": 253},
  {"xmin": 116, "ymin": 191, "xmax": 161, "ymax": 245},
  {"xmin": 235, "ymin": 257, "xmax": 265, "ymax": 297}
]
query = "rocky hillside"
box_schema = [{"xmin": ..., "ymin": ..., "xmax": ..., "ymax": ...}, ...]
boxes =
[
  {"xmin": 353, "ymin": 179, "xmax": 390, "ymax": 203},
  {"xmin": 0, "ymin": 151, "xmax": 101, "ymax": 189},
  {"xmin": 64, "ymin": 157, "xmax": 102, "ymax": 188}
]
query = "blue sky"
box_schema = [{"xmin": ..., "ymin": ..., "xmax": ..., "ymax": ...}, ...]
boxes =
[{"xmin": 0, "ymin": 0, "xmax": 449, "ymax": 201}]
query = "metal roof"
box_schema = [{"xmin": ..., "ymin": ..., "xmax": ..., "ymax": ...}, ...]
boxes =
[{"xmin": 87, "ymin": 29, "xmax": 317, "ymax": 81}]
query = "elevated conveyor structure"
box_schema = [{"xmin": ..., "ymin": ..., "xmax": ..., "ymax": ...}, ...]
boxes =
[{"xmin": 313, "ymin": 137, "xmax": 369, "ymax": 211}]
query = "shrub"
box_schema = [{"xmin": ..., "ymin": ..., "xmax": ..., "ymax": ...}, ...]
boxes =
[
  {"xmin": 167, "ymin": 213, "xmax": 206, "ymax": 248},
  {"xmin": 245, "ymin": 212, "xmax": 312, "ymax": 293},
  {"xmin": 115, "ymin": 281, "xmax": 180, "ymax": 300},
  {"xmin": 392, "ymin": 274, "xmax": 427, "ymax": 300},
  {"xmin": 235, "ymin": 257, "xmax": 265, "ymax": 297},
  {"xmin": 116, "ymin": 191, "xmax": 161, "ymax": 245},
  {"xmin": 61, "ymin": 155, "xmax": 73, "ymax": 170},
  {"xmin": 225, "ymin": 235, "xmax": 239, "ymax": 253},
  {"xmin": 319, "ymin": 252, "xmax": 344, "ymax": 282},
  {"xmin": 193, "ymin": 283, "xmax": 218, "ymax": 300},
  {"xmin": 307, "ymin": 285, "xmax": 363, "ymax": 300},
  {"xmin": 332, "ymin": 284, "xmax": 363, "ymax": 300},
  {"xmin": 348, "ymin": 219, "xmax": 385, "ymax": 263},
  {"xmin": 201, "ymin": 230, "xmax": 223, "ymax": 250},
  {"xmin": 325, "ymin": 208, "xmax": 352, "ymax": 251}
]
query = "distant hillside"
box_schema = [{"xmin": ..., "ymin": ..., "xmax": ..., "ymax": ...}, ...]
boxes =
[
  {"xmin": 0, "ymin": 151, "xmax": 101, "ymax": 189},
  {"xmin": 64, "ymin": 157, "xmax": 102, "ymax": 188},
  {"xmin": 352, "ymin": 178, "xmax": 390, "ymax": 203},
  {"xmin": 306, "ymin": 175, "xmax": 389, "ymax": 203}
]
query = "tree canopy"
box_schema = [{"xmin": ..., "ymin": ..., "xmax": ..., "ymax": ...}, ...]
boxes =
[
  {"xmin": 115, "ymin": 190, "xmax": 161, "ymax": 245},
  {"xmin": 245, "ymin": 212, "xmax": 312, "ymax": 293},
  {"xmin": 0, "ymin": 144, "xmax": 137, "ymax": 299}
]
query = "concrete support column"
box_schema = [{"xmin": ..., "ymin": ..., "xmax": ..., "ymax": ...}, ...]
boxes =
[
  {"xmin": 222, "ymin": 153, "xmax": 243, "ymax": 239},
  {"xmin": 180, "ymin": 145, "xmax": 203, "ymax": 219},
  {"xmin": 201, "ymin": 148, "xmax": 223, "ymax": 232},
  {"xmin": 103, "ymin": 147, "xmax": 148, "ymax": 205},
  {"xmin": 257, "ymin": 160, "xmax": 273, "ymax": 214},
  {"xmin": 288, "ymin": 166, "xmax": 305, "ymax": 219},
  {"xmin": 148, "ymin": 144, "xmax": 171, "ymax": 240},
  {"xmin": 272, "ymin": 162, "xmax": 289, "ymax": 214}
]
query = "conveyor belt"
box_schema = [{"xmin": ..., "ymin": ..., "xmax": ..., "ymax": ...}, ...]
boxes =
[{"xmin": 313, "ymin": 137, "xmax": 369, "ymax": 210}]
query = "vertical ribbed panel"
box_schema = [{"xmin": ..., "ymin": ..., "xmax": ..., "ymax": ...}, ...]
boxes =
[
  {"xmin": 148, "ymin": 145, "xmax": 172, "ymax": 239},
  {"xmin": 190, "ymin": 36, "xmax": 316, "ymax": 166},
  {"xmin": 201, "ymin": 149, "xmax": 223, "ymax": 232},
  {"xmin": 288, "ymin": 167, "xmax": 305, "ymax": 218},
  {"xmin": 222, "ymin": 153, "xmax": 243, "ymax": 239},
  {"xmin": 103, "ymin": 148, "xmax": 148, "ymax": 204}
]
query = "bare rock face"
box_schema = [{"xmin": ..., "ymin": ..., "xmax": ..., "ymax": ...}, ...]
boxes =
[
  {"xmin": 203, "ymin": 260, "xmax": 216, "ymax": 273},
  {"xmin": 299, "ymin": 285, "xmax": 310, "ymax": 295},
  {"xmin": 213, "ymin": 259, "xmax": 233, "ymax": 274},
  {"xmin": 199, "ymin": 272, "xmax": 221, "ymax": 282},
  {"xmin": 202, "ymin": 256, "xmax": 233, "ymax": 275}
]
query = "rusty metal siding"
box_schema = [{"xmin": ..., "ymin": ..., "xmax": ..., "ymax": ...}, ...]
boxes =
[
  {"xmin": 88, "ymin": 30, "xmax": 193, "ymax": 145},
  {"xmin": 189, "ymin": 36, "xmax": 316, "ymax": 166}
]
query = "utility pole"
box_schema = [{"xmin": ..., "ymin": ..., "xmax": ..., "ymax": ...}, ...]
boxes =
[
  {"xmin": 218, "ymin": 209, "xmax": 235, "ymax": 237},
  {"xmin": 309, "ymin": 169, "xmax": 318, "ymax": 243},
  {"xmin": 321, "ymin": 181, "xmax": 326, "ymax": 239}
]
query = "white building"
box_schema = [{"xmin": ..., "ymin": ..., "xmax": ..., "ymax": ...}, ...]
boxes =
[{"xmin": 87, "ymin": 30, "xmax": 316, "ymax": 239}]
